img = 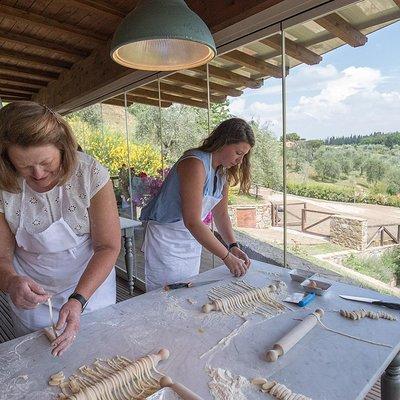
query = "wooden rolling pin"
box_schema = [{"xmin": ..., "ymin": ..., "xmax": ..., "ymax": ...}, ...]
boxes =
[
  {"xmin": 266, "ymin": 308, "xmax": 324, "ymax": 362},
  {"xmin": 159, "ymin": 376, "xmax": 204, "ymax": 400},
  {"xmin": 152, "ymin": 348, "xmax": 170, "ymax": 364}
]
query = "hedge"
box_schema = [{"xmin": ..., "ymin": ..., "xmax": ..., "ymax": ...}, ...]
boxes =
[{"xmin": 287, "ymin": 182, "xmax": 400, "ymax": 207}]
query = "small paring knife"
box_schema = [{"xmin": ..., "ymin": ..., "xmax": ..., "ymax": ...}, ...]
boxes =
[
  {"xmin": 339, "ymin": 295, "xmax": 400, "ymax": 310},
  {"xmin": 164, "ymin": 279, "xmax": 220, "ymax": 291}
]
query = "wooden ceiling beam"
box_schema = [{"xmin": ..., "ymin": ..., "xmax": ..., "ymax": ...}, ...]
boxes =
[
  {"xmin": 0, "ymin": 29, "xmax": 88, "ymax": 61},
  {"xmin": 65, "ymin": 0, "xmax": 126, "ymax": 18},
  {"xmin": 194, "ymin": 64, "xmax": 263, "ymax": 89},
  {"xmin": 0, "ymin": 63, "xmax": 59, "ymax": 80},
  {"xmin": 315, "ymin": 13, "xmax": 367, "ymax": 47},
  {"xmin": 167, "ymin": 73, "xmax": 242, "ymax": 97},
  {"xmin": 144, "ymin": 82, "xmax": 226, "ymax": 103},
  {"xmin": 165, "ymin": 73, "xmax": 243, "ymax": 97},
  {"xmin": 0, "ymin": 90, "xmax": 34, "ymax": 98},
  {"xmin": 221, "ymin": 49, "xmax": 283, "ymax": 77},
  {"xmin": 0, "ymin": 48, "xmax": 72, "ymax": 70},
  {"xmin": 260, "ymin": 34, "xmax": 322, "ymax": 65},
  {"xmin": 0, "ymin": 95, "xmax": 32, "ymax": 102},
  {"xmin": 0, "ymin": 5, "xmax": 107, "ymax": 44},
  {"xmin": 113, "ymin": 95, "xmax": 172, "ymax": 108},
  {"xmin": 0, "ymin": 74, "xmax": 47, "ymax": 88},
  {"xmin": 0, "ymin": 83, "xmax": 38, "ymax": 94},
  {"xmin": 129, "ymin": 88, "xmax": 209, "ymax": 109}
]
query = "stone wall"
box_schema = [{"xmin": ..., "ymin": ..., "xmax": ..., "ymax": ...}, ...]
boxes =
[
  {"xmin": 330, "ymin": 215, "xmax": 368, "ymax": 250},
  {"xmin": 228, "ymin": 205, "xmax": 271, "ymax": 229}
]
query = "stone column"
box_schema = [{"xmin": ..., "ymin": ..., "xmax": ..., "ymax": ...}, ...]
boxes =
[{"xmin": 330, "ymin": 215, "xmax": 368, "ymax": 250}]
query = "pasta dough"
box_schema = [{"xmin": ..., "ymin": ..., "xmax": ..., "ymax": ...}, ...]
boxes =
[
  {"xmin": 203, "ymin": 280, "xmax": 286, "ymax": 317},
  {"xmin": 49, "ymin": 349, "xmax": 169, "ymax": 400},
  {"xmin": 252, "ymin": 378, "xmax": 312, "ymax": 400},
  {"xmin": 339, "ymin": 309, "xmax": 397, "ymax": 321}
]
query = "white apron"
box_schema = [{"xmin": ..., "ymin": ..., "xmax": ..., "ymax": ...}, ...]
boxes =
[
  {"xmin": 9, "ymin": 181, "xmax": 116, "ymax": 335},
  {"xmin": 143, "ymin": 158, "xmax": 222, "ymax": 291}
]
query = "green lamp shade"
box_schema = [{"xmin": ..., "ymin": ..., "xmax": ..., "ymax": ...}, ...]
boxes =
[{"xmin": 110, "ymin": 0, "xmax": 216, "ymax": 71}]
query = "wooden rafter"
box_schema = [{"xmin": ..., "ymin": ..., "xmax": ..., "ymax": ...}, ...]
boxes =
[
  {"xmin": 165, "ymin": 74, "xmax": 243, "ymax": 97},
  {"xmin": 0, "ymin": 5, "xmax": 107, "ymax": 44},
  {"xmin": 0, "ymin": 90, "xmax": 33, "ymax": 98},
  {"xmin": 260, "ymin": 34, "xmax": 322, "ymax": 65},
  {"xmin": 144, "ymin": 82, "xmax": 226, "ymax": 103},
  {"xmin": 0, "ymin": 74, "xmax": 47, "ymax": 88},
  {"xmin": 0, "ymin": 83, "xmax": 38, "ymax": 94},
  {"xmin": 112, "ymin": 95, "xmax": 172, "ymax": 108},
  {"xmin": 0, "ymin": 48, "xmax": 72, "ymax": 70},
  {"xmin": 128, "ymin": 89, "xmax": 209, "ymax": 109},
  {"xmin": 221, "ymin": 49, "xmax": 283, "ymax": 77},
  {"xmin": 66, "ymin": 0, "xmax": 126, "ymax": 18},
  {"xmin": 194, "ymin": 64, "xmax": 263, "ymax": 89},
  {"xmin": 0, "ymin": 95, "xmax": 31, "ymax": 102},
  {"xmin": 0, "ymin": 63, "xmax": 59, "ymax": 80},
  {"xmin": 0, "ymin": 29, "xmax": 88, "ymax": 61},
  {"xmin": 315, "ymin": 13, "xmax": 367, "ymax": 47}
]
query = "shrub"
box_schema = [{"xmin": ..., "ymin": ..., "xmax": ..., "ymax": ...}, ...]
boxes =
[{"xmin": 287, "ymin": 182, "xmax": 400, "ymax": 207}]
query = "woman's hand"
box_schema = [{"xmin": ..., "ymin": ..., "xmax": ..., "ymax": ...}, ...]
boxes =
[
  {"xmin": 51, "ymin": 299, "xmax": 82, "ymax": 357},
  {"xmin": 7, "ymin": 275, "xmax": 49, "ymax": 309},
  {"xmin": 230, "ymin": 247, "xmax": 251, "ymax": 270},
  {"xmin": 223, "ymin": 252, "xmax": 247, "ymax": 277}
]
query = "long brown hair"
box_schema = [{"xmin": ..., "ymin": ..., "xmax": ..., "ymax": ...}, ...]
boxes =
[
  {"xmin": 0, "ymin": 101, "xmax": 77, "ymax": 193},
  {"xmin": 197, "ymin": 118, "xmax": 255, "ymax": 193}
]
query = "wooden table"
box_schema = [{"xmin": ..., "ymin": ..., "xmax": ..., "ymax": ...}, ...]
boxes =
[
  {"xmin": 1, "ymin": 261, "xmax": 400, "ymax": 400},
  {"xmin": 119, "ymin": 217, "xmax": 142, "ymax": 295}
]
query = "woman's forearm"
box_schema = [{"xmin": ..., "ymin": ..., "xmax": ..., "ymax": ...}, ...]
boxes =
[
  {"xmin": 0, "ymin": 258, "xmax": 18, "ymax": 292},
  {"xmin": 213, "ymin": 211, "xmax": 236, "ymax": 245},
  {"xmin": 74, "ymin": 246, "xmax": 119, "ymax": 299},
  {"xmin": 185, "ymin": 220, "xmax": 229, "ymax": 259}
]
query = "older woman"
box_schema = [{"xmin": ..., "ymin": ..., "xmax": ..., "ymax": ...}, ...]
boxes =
[
  {"xmin": 0, "ymin": 101, "xmax": 121, "ymax": 356},
  {"xmin": 141, "ymin": 118, "xmax": 254, "ymax": 291}
]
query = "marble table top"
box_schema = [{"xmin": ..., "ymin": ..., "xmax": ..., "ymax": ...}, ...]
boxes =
[{"xmin": 1, "ymin": 260, "xmax": 400, "ymax": 400}]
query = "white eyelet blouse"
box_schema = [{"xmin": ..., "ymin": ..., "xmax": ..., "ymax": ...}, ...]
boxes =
[{"xmin": 0, "ymin": 152, "xmax": 110, "ymax": 236}]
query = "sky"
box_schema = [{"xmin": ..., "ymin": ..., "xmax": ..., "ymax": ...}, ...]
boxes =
[{"xmin": 228, "ymin": 21, "xmax": 400, "ymax": 140}]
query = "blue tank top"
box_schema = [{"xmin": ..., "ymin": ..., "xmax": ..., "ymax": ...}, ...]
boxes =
[{"xmin": 140, "ymin": 150, "xmax": 226, "ymax": 223}]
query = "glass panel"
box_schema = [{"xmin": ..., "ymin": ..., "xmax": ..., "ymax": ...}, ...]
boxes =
[
  {"xmin": 284, "ymin": 5, "xmax": 400, "ymax": 292},
  {"xmin": 227, "ymin": 31, "xmax": 285, "ymax": 268}
]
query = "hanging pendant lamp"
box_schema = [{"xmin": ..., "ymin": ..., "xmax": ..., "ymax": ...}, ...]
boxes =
[{"xmin": 110, "ymin": 0, "xmax": 216, "ymax": 71}]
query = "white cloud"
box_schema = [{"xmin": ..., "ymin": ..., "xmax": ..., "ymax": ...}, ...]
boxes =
[
  {"xmin": 229, "ymin": 98, "xmax": 246, "ymax": 115},
  {"xmin": 229, "ymin": 64, "xmax": 400, "ymax": 139}
]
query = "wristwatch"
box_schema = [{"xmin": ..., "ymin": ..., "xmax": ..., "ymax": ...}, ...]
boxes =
[
  {"xmin": 228, "ymin": 242, "xmax": 239, "ymax": 250},
  {"xmin": 68, "ymin": 292, "xmax": 88, "ymax": 312}
]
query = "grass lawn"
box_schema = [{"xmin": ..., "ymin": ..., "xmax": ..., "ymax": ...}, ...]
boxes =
[
  {"xmin": 343, "ymin": 249, "xmax": 400, "ymax": 285},
  {"xmin": 287, "ymin": 172, "xmax": 371, "ymax": 193},
  {"xmin": 228, "ymin": 188, "xmax": 264, "ymax": 205}
]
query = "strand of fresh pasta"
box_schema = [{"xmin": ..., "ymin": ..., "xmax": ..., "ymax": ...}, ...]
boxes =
[{"xmin": 50, "ymin": 349, "xmax": 169, "ymax": 400}]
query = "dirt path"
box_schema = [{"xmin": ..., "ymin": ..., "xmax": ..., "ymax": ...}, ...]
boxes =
[{"xmin": 253, "ymin": 187, "xmax": 400, "ymax": 238}]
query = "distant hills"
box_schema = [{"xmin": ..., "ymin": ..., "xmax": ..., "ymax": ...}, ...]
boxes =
[{"xmin": 325, "ymin": 131, "xmax": 400, "ymax": 147}]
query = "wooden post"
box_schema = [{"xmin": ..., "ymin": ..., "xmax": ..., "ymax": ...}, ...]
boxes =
[
  {"xmin": 381, "ymin": 351, "xmax": 400, "ymax": 400},
  {"xmin": 301, "ymin": 208, "xmax": 306, "ymax": 231},
  {"xmin": 271, "ymin": 204, "xmax": 275, "ymax": 226},
  {"xmin": 381, "ymin": 227, "xmax": 384, "ymax": 246},
  {"xmin": 397, "ymin": 225, "xmax": 400, "ymax": 244},
  {"xmin": 124, "ymin": 235, "xmax": 135, "ymax": 295}
]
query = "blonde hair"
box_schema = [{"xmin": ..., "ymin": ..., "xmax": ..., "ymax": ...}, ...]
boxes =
[
  {"xmin": 196, "ymin": 118, "xmax": 255, "ymax": 193},
  {"xmin": 0, "ymin": 101, "xmax": 77, "ymax": 193}
]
